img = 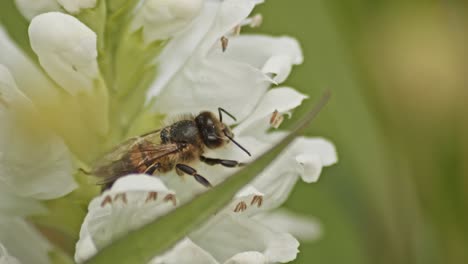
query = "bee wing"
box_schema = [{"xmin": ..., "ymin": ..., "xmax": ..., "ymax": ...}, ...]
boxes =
[
  {"xmin": 92, "ymin": 130, "xmax": 160, "ymax": 167},
  {"xmin": 91, "ymin": 129, "xmax": 166, "ymax": 179},
  {"xmin": 94, "ymin": 142, "xmax": 183, "ymax": 187}
]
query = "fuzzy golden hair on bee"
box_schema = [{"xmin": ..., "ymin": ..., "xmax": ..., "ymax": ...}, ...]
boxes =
[{"xmin": 162, "ymin": 113, "xmax": 196, "ymax": 127}]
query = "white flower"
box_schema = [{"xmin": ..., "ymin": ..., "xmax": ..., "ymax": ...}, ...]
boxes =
[
  {"xmin": 75, "ymin": 175, "xmax": 317, "ymax": 263},
  {"xmin": 0, "ymin": 1, "xmax": 203, "ymax": 261},
  {"xmin": 1, "ymin": 0, "xmax": 337, "ymax": 263},
  {"xmin": 75, "ymin": 1, "xmax": 337, "ymax": 263}
]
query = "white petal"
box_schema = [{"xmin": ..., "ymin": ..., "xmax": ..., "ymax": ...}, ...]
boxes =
[
  {"xmin": 295, "ymin": 153, "xmax": 322, "ymax": 183},
  {"xmin": 147, "ymin": 1, "xmax": 219, "ymax": 98},
  {"xmin": 251, "ymin": 135, "xmax": 337, "ymax": 210},
  {"xmin": 224, "ymin": 35, "xmax": 303, "ymax": 83},
  {"xmin": 253, "ymin": 209, "xmax": 322, "ymax": 242},
  {"xmin": 74, "ymin": 235, "xmax": 98, "ymax": 264},
  {"xmin": 75, "ymin": 175, "xmax": 177, "ymax": 262},
  {"xmin": 150, "ymin": 238, "xmax": 218, "ymax": 264},
  {"xmin": 0, "ymin": 65, "xmax": 76, "ymax": 199},
  {"xmin": 56, "ymin": 0, "xmax": 97, "ymax": 14},
  {"xmin": 0, "ymin": 244, "xmax": 21, "ymax": 264},
  {"xmin": 191, "ymin": 213, "xmax": 299, "ymax": 263},
  {"xmin": 132, "ymin": 0, "xmax": 204, "ymax": 44},
  {"xmin": 224, "ymin": 252, "xmax": 266, "ymax": 264},
  {"xmin": 150, "ymin": 0, "xmax": 270, "ymax": 122},
  {"xmin": 0, "ymin": 218, "xmax": 51, "ymax": 264},
  {"xmin": 234, "ymin": 87, "xmax": 308, "ymax": 136},
  {"xmin": 14, "ymin": 0, "xmax": 61, "ymax": 20},
  {"xmin": 29, "ymin": 12, "xmax": 99, "ymax": 95}
]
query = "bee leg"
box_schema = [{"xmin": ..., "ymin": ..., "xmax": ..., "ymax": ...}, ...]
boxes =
[
  {"xmin": 200, "ymin": 156, "xmax": 244, "ymax": 168},
  {"xmin": 175, "ymin": 164, "xmax": 212, "ymax": 188},
  {"xmin": 144, "ymin": 163, "xmax": 160, "ymax": 175}
]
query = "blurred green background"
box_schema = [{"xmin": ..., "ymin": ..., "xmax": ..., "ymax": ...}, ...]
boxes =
[{"xmin": 255, "ymin": 1, "xmax": 468, "ymax": 263}]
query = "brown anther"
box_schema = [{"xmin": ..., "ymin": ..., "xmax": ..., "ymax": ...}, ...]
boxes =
[
  {"xmin": 270, "ymin": 110, "xmax": 284, "ymax": 129},
  {"xmin": 100, "ymin": 195, "xmax": 112, "ymax": 207},
  {"xmin": 251, "ymin": 195, "xmax": 263, "ymax": 207},
  {"xmin": 220, "ymin": 36, "xmax": 229, "ymax": 52},
  {"xmin": 234, "ymin": 201, "xmax": 247, "ymax": 212},
  {"xmin": 163, "ymin": 194, "xmax": 177, "ymax": 206},
  {"xmin": 114, "ymin": 193, "xmax": 127, "ymax": 204},
  {"xmin": 145, "ymin": 191, "xmax": 158, "ymax": 203}
]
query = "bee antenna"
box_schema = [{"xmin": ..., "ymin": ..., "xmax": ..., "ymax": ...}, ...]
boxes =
[
  {"xmin": 224, "ymin": 130, "xmax": 251, "ymax": 156},
  {"xmin": 218, "ymin": 107, "xmax": 237, "ymax": 123}
]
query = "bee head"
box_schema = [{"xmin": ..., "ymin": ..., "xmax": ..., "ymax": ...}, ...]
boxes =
[{"xmin": 195, "ymin": 108, "xmax": 250, "ymax": 156}]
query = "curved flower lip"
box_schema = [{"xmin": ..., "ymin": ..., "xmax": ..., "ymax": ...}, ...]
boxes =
[
  {"xmin": 223, "ymin": 35, "xmax": 303, "ymax": 84},
  {"xmin": 233, "ymin": 87, "xmax": 308, "ymax": 136},
  {"xmin": 190, "ymin": 212, "xmax": 299, "ymax": 263},
  {"xmin": 75, "ymin": 174, "xmax": 178, "ymax": 263}
]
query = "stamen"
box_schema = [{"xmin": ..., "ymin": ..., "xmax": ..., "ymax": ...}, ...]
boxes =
[
  {"xmin": 164, "ymin": 194, "xmax": 177, "ymax": 206},
  {"xmin": 220, "ymin": 36, "xmax": 229, "ymax": 52},
  {"xmin": 234, "ymin": 201, "xmax": 247, "ymax": 212},
  {"xmin": 251, "ymin": 195, "xmax": 263, "ymax": 207},
  {"xmin": 270, "ymin": 110, "xmax": 284, "ymax": 129},
  {"xmin": 145, "ymin": 191, "xmax": 158, "ymax": 203},
  {"xmin": 100, "ymin": 195, "xmax": 112, "ymax": 207}
]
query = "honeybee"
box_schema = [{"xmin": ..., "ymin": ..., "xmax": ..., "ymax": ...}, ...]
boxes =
[{"xmin": 92, "ymin": 108, "xmax": 250, "ymax": 190}]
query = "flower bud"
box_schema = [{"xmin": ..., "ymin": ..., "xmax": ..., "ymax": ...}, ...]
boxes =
[{"xmin": 29, "ymin": 12, "xmax": 99, "ymax": 95}]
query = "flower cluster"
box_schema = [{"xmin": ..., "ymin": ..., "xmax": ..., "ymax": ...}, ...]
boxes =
[{"xmin": 0, "ymin": 0, "xmax": 337, "ymax": 263}]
